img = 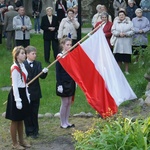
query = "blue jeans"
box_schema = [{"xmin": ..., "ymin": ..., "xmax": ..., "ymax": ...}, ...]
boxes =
[{"xmin": 34, "ymin": 17, "xmax": 40, "ymax": 32}]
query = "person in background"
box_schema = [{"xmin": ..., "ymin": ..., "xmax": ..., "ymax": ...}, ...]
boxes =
[
  {"xmin": 0, "ymin": 11, "xmax": 3, "ymax": 43},
  {"xmin": 111, "ymin": 10, "xmax": 134, "ymax": 75},
  {"xmin": 4, "ymin": 5, "xmax": 18, "ymax": 50},
  {"xmin": 13, "ymin": 6, "xmax": 32, "ymax": 48},
  {"xmin": 113, "ymin": 8, "xmax": 130, "ymax": 22},
  {"xmin": 32, "ymin": 0, "xmax": 42, "ymax": 34},
  {"xmin": 100, "ymin": 5, "xmax": 112, "ymax": 22},
  {"xmin": 126, "ymin": 0, "xmax": 138, "ymax": 20},
  {"xmin": 140, "ymin": 0, "xmax": 150, "ymax": 22},
  {"xmin": 95, "ymin": 12, "xmax": 113, "ymax": 51},
  {"xmin": 91, "ymin": 4, "xmax": 102, "ymax": 28},
  {"xmin": 24, "ymin": 46, "xmax": 48, "ymax": 139},
  {"xmin": 56, "ymin": 37, "xmax": 76, "ymax": 129},
  {"xmin": 41, "ymin": 6, "xmax": 59, "ymax": 63},
  {"xmin": 0, "ymin": 0, "xmax": 7, "ymax": 39},
  {"xmin": 134, "ymin": 0, "xmax": 141, "ymax": 8},
  {"xmin": 132, "ymin": 8, "xmax": 150, "ymax": 64},
  {"xmin": 73, "ymin": 4, "xmax": 81, "ymax": 41},
  {"xmin": 113, "ymin": 0, "xmax": 127, "ymax": 17},
  {"xmin": 5, "ymin": 46, "xmax": 31, "ymax": 150},
  {"xmin": 92, "ymin": 4, "xmax": 112, "ymax": 28},
  {"xmin": 55, "ymin": 0, "xmax": 67, "ymax": 23},
  {"xmin": 58, "ymin": 8, "xmax": 80, "ymax": 45},
  {"xmin": 14, "ymin": 0, "xmax": 23, "ymax": 11},
  {"xmin": 67, "ymin": 0, "xmax": 78, "ymax": 9}
]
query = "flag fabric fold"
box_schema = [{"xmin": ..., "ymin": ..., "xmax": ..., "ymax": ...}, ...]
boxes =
[{"xmin": 59, "ymin": 27, "xmax": 137, "ymax": 118}]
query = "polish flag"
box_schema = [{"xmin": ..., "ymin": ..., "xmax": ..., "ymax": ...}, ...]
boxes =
[{"xmin": 59, "ymin": 28, "xmax": 137, "ymax": 118}]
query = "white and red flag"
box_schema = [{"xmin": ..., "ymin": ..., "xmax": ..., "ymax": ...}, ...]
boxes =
[{"xmin": 59, "ymin": 28, "xmax": 137, "ymax": 118}]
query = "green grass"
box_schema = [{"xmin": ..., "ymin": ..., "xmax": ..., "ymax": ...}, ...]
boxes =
[{"xmin": 0, "ymin": 32, "xmax": 150, "ymax": 116}]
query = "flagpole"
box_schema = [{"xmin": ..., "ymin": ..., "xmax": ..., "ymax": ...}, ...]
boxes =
[
  {"xmin": 3, "ymin": 22, "xmax": 105, "ymax": 105},
  {"xmin": 27, "ymin": 21, "xmax": 105, "ymax": 86}
]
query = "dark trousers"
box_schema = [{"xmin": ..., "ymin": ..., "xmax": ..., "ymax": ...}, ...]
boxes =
[
  {"xmin": 44, "ymin": 39, "xmax": 59, "ymax": 62},
  {"xmin": 24, "ymin": 99, "xmax": 40, "ymax": 136},
  {"xmin": 16, "ymin": 39, "xmax": 30, "ymax": 48},
  {"xmin": 0, "ymin": 33, "xmax": 2, "ymax": 44},
  {"xmin": 6, "ymin": 31, "xmax": 16, "ymax": 50}
]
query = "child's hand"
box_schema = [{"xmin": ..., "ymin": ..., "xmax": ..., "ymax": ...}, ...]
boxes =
[{"xmin": 42, "ymin": 68, "xmax": 48, "ymax": 73}]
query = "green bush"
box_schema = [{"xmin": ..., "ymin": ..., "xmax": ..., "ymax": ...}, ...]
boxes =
[{"xmin": 73, "ymin": 116, "xmax": 150, "ymax": 150}]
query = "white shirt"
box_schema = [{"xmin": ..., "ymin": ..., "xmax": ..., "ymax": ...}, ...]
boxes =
[
  {"xmin": 67, "ymin": 0, "xmax": 78, "ymax": 9},
  {"xmin": 48, "ymin": 15, "xmax": 52, "ymax": 24},
  {"xmin": 11, "ymin": 63, "xmax": 28, "ymax": 100}
]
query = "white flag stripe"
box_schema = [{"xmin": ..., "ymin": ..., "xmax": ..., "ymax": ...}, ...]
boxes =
[{"xmin": 81, "ymin": 28, "xmax": 137, "ymax": 106}]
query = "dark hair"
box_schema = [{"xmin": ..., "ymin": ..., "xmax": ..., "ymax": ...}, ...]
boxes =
[
  {"xmin": 118, "ymin": 10, "xmax": 126, "ymax": 16},
  {"xmin": 67, "ymin": 8, "xmax": 74, "ymax": 14}
]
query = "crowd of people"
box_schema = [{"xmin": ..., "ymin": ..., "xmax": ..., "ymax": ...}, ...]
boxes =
[
  {"xmin": 1, "ymin": 0, "xmax": 150, "ymax": 149},
  {"xmin": 92, "ymin": 0, "xmax": 150, "ymax": 74},
  {"xmin": 3, "ymin": 0, "xmax": 78, "ymax": 149}
]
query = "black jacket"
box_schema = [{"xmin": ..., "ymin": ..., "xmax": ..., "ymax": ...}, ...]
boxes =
[
  {"xmin": 41, "ymin": 15, "xmax": 59, "ymax": 40},
  {"xmin": 24, "ymin": 60, "xmax": 47, "ymax": 101},
  {"xmin": 32, "ymin": 0, "xmax": 42, "ymax": 13}
]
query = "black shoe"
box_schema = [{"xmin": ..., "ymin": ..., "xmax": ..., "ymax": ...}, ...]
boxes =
[
  {"xmin": 67, "ymin": 124, "xmax": 75, "ymax": 128},
  {"xmin": 60, "ymin": 126, "xmax": 69, "ymax": 129}
]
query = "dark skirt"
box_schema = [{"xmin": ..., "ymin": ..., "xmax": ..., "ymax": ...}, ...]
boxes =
[
  {"xmin": 5, "ymin": 87, "xmax": 30, "ymax": 121},
  {"xmin": 114, "ymin": 53, "xmax": 131, "ymax": 63},
  {"xmin": 56, "ymin": 79, "xmax": 76, "ymax": 97}
]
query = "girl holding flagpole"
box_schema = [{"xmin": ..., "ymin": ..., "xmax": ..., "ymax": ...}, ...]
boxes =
[
  {"xmin": 5, "ymin": 46, "xmax": 31, "ymax": 149},
  {"xmin": 56, "ymin": 37, "xmax": 76, "ymax": 129}
]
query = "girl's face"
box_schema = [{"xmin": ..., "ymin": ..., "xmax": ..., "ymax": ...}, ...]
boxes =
[
  {"xmin": 63, "ymin": 41, "xmax": 72, "ymax": 51},
  {"xmin": 17, "ymin": 49, "xmax": 26, "ymax": 63},
  {"xmin": 27, "ymin": 51, "xmax": 37, "ymax": 61}
]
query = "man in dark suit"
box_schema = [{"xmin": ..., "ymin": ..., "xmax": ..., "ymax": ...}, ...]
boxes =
[
  {"xmin": 24, "ymin": 46, "xmax": 48, "ymax": 138},
  {"xmin": 41, "ymin": 6, "xmax": 59, "ymax": 63},
  {"xmin": 4, "ymin": 5, "xmax": 18, "ymax": 50}
]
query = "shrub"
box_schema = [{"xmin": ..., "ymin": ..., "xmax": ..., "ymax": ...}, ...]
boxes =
[{"xmin": 73, "ymin": 116, "xmax": 150, "ymax": 150}]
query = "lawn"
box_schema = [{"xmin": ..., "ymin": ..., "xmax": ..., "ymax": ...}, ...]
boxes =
[{"xmin": 0, "ymin": 31, "xmax": 149, "ymax": 116}]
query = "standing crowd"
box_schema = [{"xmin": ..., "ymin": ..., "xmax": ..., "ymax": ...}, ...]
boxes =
[
  {"xmin": 1, "ymin": 0, "xmax": 150, "ymax": 149},
  {"xmin": 92, "ymin": 0, "xmax": 150, "ymax": 74}
]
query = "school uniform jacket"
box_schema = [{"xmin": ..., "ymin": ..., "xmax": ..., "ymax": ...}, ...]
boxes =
[{"xmin": 24, "ymin": 60, "xmax": 47, "ymax": 101}]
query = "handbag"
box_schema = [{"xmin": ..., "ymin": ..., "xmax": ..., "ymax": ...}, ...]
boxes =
[{"xmin": 110, "ymin": 35, "xmax": 117, "ymax": 46}]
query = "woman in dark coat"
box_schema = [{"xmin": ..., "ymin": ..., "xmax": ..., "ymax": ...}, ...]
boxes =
[{"xmin": 55, "ymin": 0, "xmax": 67, "ymax": 23}]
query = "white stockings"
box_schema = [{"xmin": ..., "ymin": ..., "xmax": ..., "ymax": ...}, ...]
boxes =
[{"xmin": 60, "ymin": 96, "xmax": 72, "ymax": 128}]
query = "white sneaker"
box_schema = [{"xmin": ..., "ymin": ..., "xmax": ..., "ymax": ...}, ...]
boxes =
[{"xmin": 125, "ymin": 71, "xmax": 129, "ymax": 75}]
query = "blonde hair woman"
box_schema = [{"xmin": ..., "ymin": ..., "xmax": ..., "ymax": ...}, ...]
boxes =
[{"xmin": 5, "ymin": 46, "xmax": 31, "ymax": 149}]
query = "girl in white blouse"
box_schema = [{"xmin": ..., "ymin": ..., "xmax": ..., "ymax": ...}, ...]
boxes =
[{"xmin": 5, "ymin": 46, "xmax": 31, "ymax": 150}]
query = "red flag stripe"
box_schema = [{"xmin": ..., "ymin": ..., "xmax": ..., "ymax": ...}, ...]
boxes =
[{"xmin": 59, "ymin": 45, "xmax": 118, "ymax": 118}]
